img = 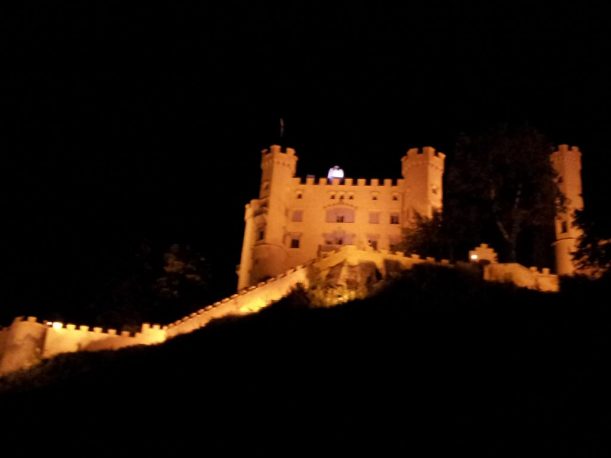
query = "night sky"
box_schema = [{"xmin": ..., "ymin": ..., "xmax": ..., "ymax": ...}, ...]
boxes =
[{"xmin": 1, "ymin": 3, "xmax": 609, "ymax": 315}]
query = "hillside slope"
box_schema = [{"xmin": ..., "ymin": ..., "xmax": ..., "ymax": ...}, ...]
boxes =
[{"xmin": 1, "ymin": 266, "xmax": 610, "ymax": 456}]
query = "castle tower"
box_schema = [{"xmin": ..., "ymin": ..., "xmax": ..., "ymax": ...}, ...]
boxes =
[
  {"xmin": 237, "ymin": 145, "xmax": 298, "ymax": 289},
  {"xmin": 550, "ymin": 144, "xmax": 584, "ymax": 275},
  {"xmin": 400, "ymin": 146, "xmax": 445, "ymax": 223}
]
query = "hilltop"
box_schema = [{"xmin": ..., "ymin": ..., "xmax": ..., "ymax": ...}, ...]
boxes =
[{"xmin": 1, "ymin": 265, "xmax": 610, "ymax": 456}]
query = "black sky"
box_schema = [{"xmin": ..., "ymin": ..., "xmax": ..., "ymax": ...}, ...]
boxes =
[{"xmin": 1, "ymin": 3, "xmax": 609, "ymax": 314}]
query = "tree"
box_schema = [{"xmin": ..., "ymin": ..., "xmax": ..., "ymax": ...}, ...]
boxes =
[
  {"xmin": 573, "ymin": 209, "xmax": 611, "ymax": 277},
  {"xmin": 153, "ymin": 243, "xmax": 209, "ymax": 305},
  {"xmin": 399, "ymin": 211, "xmax": 456, "ymax": 260},
  {"xmin": 92, "ymin": 240, "xmax": 210, "ymax": 327},
  {"xmin": 446, "ymin": 125, "xmax": 562, "ymax": 263}
]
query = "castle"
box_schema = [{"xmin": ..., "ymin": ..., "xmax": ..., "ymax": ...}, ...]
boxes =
[
  {"xmin": 238, "ymin": 143, "xmax": 584, "ymax": 288},
  {"xmin": 0, "ymin": 142, "xmax": 584, "ymax": 376},
  {"xmin": 237, "ymin": 145, "xmax": 445, "ymax": 289}
]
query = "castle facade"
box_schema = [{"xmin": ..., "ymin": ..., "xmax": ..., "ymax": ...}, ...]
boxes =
[
  {"xmin": 237, "ymin": 144, "xmax": 445, "ymax": 290},
  {"xmin": 238, "ymin": 143, "xmax": 585, "ymax": 289}
]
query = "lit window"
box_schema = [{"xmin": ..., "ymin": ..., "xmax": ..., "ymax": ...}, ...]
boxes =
[
  {"xmin": 390, "ymin": 213, "xmax": 400, "ymax": 224},
  {"xmin": 290, "ymin": 238, "xmax": 300, "ymax": 249},
  {"xmin": 369, "ymin": 212, "xmax": 380, "ymax": 224},
  {"xmin": 326, "ymin": 207, "xmax": 355, "ymax": 223},
  {"xmin": 292, "ymin": 210, "xmax": 303, "ymax": 222}
]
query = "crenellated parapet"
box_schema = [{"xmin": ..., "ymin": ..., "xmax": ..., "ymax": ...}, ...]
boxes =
[
  {"xmin": 291, "ymin": 176, "xmax": 403, "ymax": 188},
  {"xmin": 0, "ymin": 316, "xmax": 167, "ymax": 375},
  {"xmin": 401, "ymin": 146, "xmax": 446, "ymax": 173},
  {"xmin": 0, "ymin": 244, "xmax": 559, "ymax": 376}
]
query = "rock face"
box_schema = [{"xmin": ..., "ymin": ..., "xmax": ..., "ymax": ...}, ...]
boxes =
[{"xmin": 307, "ymin": 260, "xmax": 384, "ymax": 306}]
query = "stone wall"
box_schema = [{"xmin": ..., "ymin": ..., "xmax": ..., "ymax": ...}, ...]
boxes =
[{"xmin": 0, "ymin": 246, "xmax": 559, "ymax": 376}]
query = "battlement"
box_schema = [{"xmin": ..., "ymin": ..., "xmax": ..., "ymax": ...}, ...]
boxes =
[
  {"xmin": 556, "ymin": 144, "xmax": 581, "ymax": 155},
  {"xmin": 529, "ymin": 266, "xmax": 552, "ymax": 276},
  {"xmin": 263, "ymin": 144, "xmax": 296, "ymax": 156},
  {"xmin": 403, "ymin": 146, "xmax": 446, "ymax": 162},
  {"xmin": 3, "ymin": 315, "xmax": 164, "ymax": 339},
  {"xmin": 1, "ymin": 244, "xmax": 561, "ymax": 376},
  {"xmin": 551, "ymin": 144, "xmax": 581, "ymax": 163},
  {"xmin": 291, "ymin": 176, "xmax": 401, "ymax": 188}
]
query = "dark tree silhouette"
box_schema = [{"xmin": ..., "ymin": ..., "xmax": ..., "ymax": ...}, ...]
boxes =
[
  {"xmin": 399, "ymin": 211, "xmax": 456, "ymax": 260},
  {"xmin": 446, "ymin": 125, "xmax": 561, "ymax": 262},
  {"xmin": 573, "ymin": 209, "xmax": 611, "ymax": 277}
]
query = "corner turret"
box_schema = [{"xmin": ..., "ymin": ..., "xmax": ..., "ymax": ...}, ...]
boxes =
[
  {"xmin": 550, "ymin": 144, "xmax": 584, "ymax": 275},
  {"xmin": 400, "ymin": 146, "xmax": 445, "ymax": 221},
  {"xmin": 237, "ymin": 145, "xmax": 298, "ymax": 289}
]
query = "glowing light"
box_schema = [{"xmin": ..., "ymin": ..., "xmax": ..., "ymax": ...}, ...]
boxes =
[
  {"xmin": 470, "ymin": 254, "xmax": 479, "ymax": 261},
  {"xmin": 52, "ymin": 322, "xmax": 63, "ymax": 329},
  {"xmin": 327, "ymin": 165, "xmax": 344, "ymax": 181}
]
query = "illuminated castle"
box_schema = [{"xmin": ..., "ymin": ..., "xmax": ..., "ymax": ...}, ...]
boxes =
[
  {"xmin": 0, "ymin": 143, "xmax": 585, "ymax": 376},
  {"xmin": 237, "ymin": 143, "xmax": 585, "ymax": 289},
  {"xmin": 237, "ymin": 145, "xmax": 445, "ymax": 289}
]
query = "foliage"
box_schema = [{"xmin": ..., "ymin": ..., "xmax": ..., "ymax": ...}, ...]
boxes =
[
  {"xmin": 573, "ymin": 209, "xmax": 611, "ymax": 277},
  {"xmin": 398, "ymin": 210, "xmax": 455, "ymax": 260},
  {"xmin": 446, "ymin": 125, "xmax": 561, "ymax": 262},
  {"xmin": 93, "ymin": 241, "xmax": 211, "ymax": 327}
]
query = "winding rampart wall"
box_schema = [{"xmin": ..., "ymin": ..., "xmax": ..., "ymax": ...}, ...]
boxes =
[{"xmin": 0, "ymin": 246, "xmax": 558, "ymax": 376}]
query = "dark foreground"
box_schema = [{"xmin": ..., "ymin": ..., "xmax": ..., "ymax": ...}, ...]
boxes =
[{"xmin": 1, "ymin": 266, "xmax": 610, "ymax": 457}]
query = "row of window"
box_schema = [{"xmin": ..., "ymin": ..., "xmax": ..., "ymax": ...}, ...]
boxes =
[
  {"xmin": 295, "ymin": 191, "xmax": 400, "ymax": 201},
  {"xmin": 286, "ymin": 235, "xmax": 401, "ymax": 250},
  {"xmin": 291, "ymin": 209, "xmax": 400, "ymax": 224}
]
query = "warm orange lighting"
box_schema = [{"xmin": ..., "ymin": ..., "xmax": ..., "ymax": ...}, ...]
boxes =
[
  {"xmin": 470, "ymin": 254, "xmax": 479, "ymax": 261},
  {"xmin": 52, "ymin": 322, "xmax": 63, "ymax": 329}
]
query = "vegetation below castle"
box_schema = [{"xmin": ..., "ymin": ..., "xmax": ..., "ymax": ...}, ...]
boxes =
[{"xmin": 1, "ymin": 265, "xmax": 610, "ymax": 456}]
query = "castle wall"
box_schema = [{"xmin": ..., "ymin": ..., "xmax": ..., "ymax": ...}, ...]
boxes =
[
  {"xmin": 401, "ymin": 146, "xmax": 445, "ymax": 219},
  {"xmin": 483, "ymin": 263, "xmax": 559, "ymax": 292},
  {"xmin": 0, "ymin": 318, "xmax": 167, "ymax": 376},
  {"xmin": 0, "ymin": 317, "xmax": 48, "ymax": 375},
  {"xmin": 238, "ymin": 145, "xmax": 446, "ymax": 289},
  {"xmin": 0, "ymin": 246, "xmax": 559, "ymax": 376},
  {"xmin": 285, "ymin": 177, "xmax": 405, "ymax": 266},
  {"xmin": 167, "ymin": 263, "xmax": 311, "ymax": 338},
  {"xmin": 42, "ymin": 323, "xmax": 166, "ymax": 360}
]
